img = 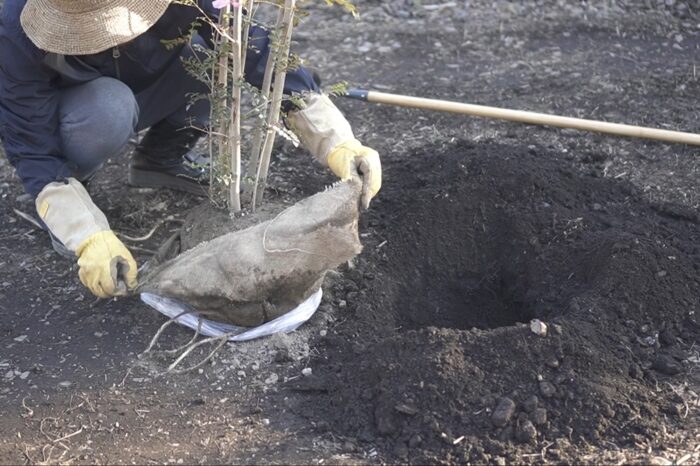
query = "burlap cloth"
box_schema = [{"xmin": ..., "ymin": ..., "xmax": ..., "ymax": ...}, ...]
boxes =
[{"xmin": 138, "ymin": 181, "xmax": 363, "ymax": 327}]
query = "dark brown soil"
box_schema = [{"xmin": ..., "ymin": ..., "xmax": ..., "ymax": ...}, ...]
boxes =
[
  {"xmin": 288, "ymin": 140, "xmax": 700, "ymax": 463},
  {"xmin": 1, "ymin": 0, "xmax": 699, "ymax": 464}
]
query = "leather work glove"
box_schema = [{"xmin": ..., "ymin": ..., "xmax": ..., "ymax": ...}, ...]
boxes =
[
  {"xmin": 286, "ymin": 93, "xmax": 382, "ymax": 208},
  {"xmin": 76, "ymin": 231, "xmax": 137, "ymax": 298},
  {"xmin": 327, "ymin": 139, "xmax": 382, "ymax": 209},
  {"xmin": 36, "ymin": 178, "xmax": 138, "ymax": 298}
]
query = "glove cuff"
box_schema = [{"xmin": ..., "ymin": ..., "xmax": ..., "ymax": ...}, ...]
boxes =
[
  {"xmin": 286, "ymin": 93, "xmax": 355, "ymax": 165},
  {"xmin": 36, "ymin": 178, "xmax": 111, "ymax": 253},
  {"xmin": 75, "ymin": 230, "xmax": 116, "ymax": 257}
]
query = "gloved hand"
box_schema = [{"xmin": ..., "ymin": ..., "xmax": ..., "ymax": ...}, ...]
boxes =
[
  {"xmin": 286, "ymin": 93, "xmax": 382, "ymax": 208},
  {"xmin": 327, "ymin": 139, "xmax": 382, "ymax": 209},
  {"xmin": 36, "ymin": 178, "xmax": 138, "ymax": 298},
  {"xmin": 76, "ymin": 230, "xmax": 138, "ymax": 298}
]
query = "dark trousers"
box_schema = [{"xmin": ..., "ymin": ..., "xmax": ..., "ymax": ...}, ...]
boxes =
[{"xmin": 57, "ymin": 38, "xmax": 210, "ymax": 181}]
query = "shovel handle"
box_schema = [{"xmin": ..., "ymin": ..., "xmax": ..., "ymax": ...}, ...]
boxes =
[{"xmin": 343, "ymin": 88, "xmax": 700, "ymax": 147}]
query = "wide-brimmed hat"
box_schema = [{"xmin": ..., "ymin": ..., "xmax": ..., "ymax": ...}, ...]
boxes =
[{"xmin": 20, "ymin": 0, "xmax": 172, "ymax": 55}]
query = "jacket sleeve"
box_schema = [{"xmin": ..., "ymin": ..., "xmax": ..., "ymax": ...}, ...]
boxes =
[
  {"xmin": 0, "ymin": 1, "xmax": 72, "ymax": 198},
  {"xmin": 245, "ymin": 24, "xmax": 320, "ymax": 97}
]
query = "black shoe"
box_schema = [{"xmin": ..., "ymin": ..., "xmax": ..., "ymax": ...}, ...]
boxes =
[{"xmin": 128, "ymin": 121, "xmax": 209, "ymax": 196}]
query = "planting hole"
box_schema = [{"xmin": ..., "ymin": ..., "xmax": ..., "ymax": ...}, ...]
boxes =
[{"xmin": 384, "ymin": 203, "xmax": 539, "ymax": 330}]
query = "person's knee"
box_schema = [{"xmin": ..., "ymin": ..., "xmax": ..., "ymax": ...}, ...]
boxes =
[{"xmin": 60, "ymin": 78, "xmax": 139, "ymax": 171}]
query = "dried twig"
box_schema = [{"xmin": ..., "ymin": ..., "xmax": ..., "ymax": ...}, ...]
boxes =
[
  {"xmin": 52, "ymin": 427, "xmax": 84, "ymax": 444},
  {"xmin": 21, "ymin": 397, "xmax": 34, "ymax": 418},
  {"xmin": 165, "ymin": 334, "xmax": 232, "ymax": 374},
  {"xmin": 116, "ymin": 216, "xmax": 183, "ymax": 242},
  {"xmin": 140, "ymin": 308, "xmax": 199, "ymax": 355},
  {"xmin": 12, "ymin": 208, "xmax": 43, "ymax": 230}
]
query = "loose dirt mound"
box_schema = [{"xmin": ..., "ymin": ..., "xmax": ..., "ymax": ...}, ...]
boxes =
[{"xmin": 289, "ymin": 141, "xmax": 700, "ymax": 463}]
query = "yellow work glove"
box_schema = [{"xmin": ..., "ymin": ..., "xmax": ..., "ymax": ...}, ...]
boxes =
[
  {"xmin": 327, "ymin": 139, "xmax": 382, "ymax": 209},
  {"xmin": 285, "ymin": 94, "xmax": 382, "ymax": 208},
  {"xmin": 36, "ymin": 178, "xmax": 138, "ymax": 299},
  {"xmin": 76, "ymin": 230, "xmax": 138, "ymax": 298}
]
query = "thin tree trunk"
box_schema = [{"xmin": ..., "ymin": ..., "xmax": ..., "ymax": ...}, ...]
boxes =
[
  {"xmin": 214, "ymin": 7, "xmax": 230, "ymax": 202},
  {"xmin": 250, "ymin": 0, "xmax": 296, "ymax": 209},
  {"xmin": 240, "ymin": 0, "xmax": 256, "ymax": 67},
  {"xmin": 229, "ymin": 5, "xmax": 244, "ymax": 213},
  {"xmin": 241, "ymin": 7, "xmax": 285, "ymax": 206}
]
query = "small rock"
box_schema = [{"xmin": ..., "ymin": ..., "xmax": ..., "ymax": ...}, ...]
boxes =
[
  {"xmin": 262, "ymin": 418, "xmax": 270, "ymax": 425},
  {"xmin": 539, "ymin": 381, "xmax": 556, "ymax": 398},
  {"xmin": 491, "ymin": 397, "xmax": 516, "ymax": 427},
  {"xmin": 264, "ymin": 373, "xmax": 279, "ymax": 384},
  {"xmin": 13, "ymin": 335, "xmax": 28, "ymax": 343},
  {"xmin": 394, "ymin": 403, "xmax": 419, "ymax": 415},
  {"xmin": 545, "ymin": 357, "xmax": 560, "ymax": 368},
  {"xmin": 515, "ymin": 419, "xmax": 537, "ymax": 443},
  {"xmin": 647, "ymin": 456, "xmax": 673, "ymax": 466},
  {"xmin": 628, "ymin": 364, "xmax": 643, "ymax": 379},
  {"xmin": 301, "ymin": 368, "xmax": 312, "ymax": 377},
  {"xmin": 408, "ymin": 434, "xmax": 423, "ymax": 448},
  {"xmin": 531, "ymin": 408, "xmax": 547, "ymax": 426},
  {"xmin": 522, "ymin": 395, "xmax": 539, "ymax": 413},
  {"xmin": 494, "ymin": 457, "xmax": 507, "ymax": 466},
  {"xmin": 342, "ymin": 440, "xmax": 356, "ymax": 452},
  {"xmin": 58, "ymin": 381, "xmax": 72, "ymax": 388},
  {"xmin": 652, "ymin": 355, "xmax": 682, "ymax": 376},
  {"xmin": 393, "ymin": 443, "xmax": 408, "ymax": 459},
  {"xmin": 496, "ymin": 425, "xmax": 514, "ymax": 442},
  {"xmin": 273, "ymin": 349, "xmax": 292, "ymax": 363},
  {"xmin": 638, "ymin": 335, "xmax": 658, "ymax": 347},
  {"xmin": 319, "ymin": 329, "xmax": 328, "ymax": 337},
  {"xmin": 530, "ymin": 319, "xmax": 547, "ymax": 337},
  {"xmin": 659, "ymin": 329, "xmax": 676, "ymax": 347},
  {"xmin": 375, "ymin": 411, "xmax": 396, "ymax": 436},
  {"xmin": 439, "ymin": 432, "xmax": 453, "ymax": 445},
  {"xmin": 656, "ymin": 270, "xmax": 667, "ymax": 278},
  {"xmin": 19, "ymin": 371, "xmax": 29, "ymax": 380},
  {"xmin": 338, "ymin": 300, "xmax": 347, "ymax": 308},
  {"xmin": 237, "ymin": 370, "xmax": 246, "ymax": 378},
  {"xmin": 16, "ymin": 193, "xmax": 32, "ymax": 204},
  {"xmin": 552, "ymin": 324, "xmax": 563, "ymax": 335}
]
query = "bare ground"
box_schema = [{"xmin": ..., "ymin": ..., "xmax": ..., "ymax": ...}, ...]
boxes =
[{"xmin": 1, "ymin": 0, "xmax": 699, "ymax": 464}]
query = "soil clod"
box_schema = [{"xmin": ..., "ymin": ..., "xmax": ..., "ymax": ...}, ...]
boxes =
[
  {"xmin": 515, "ymin": 418, "xmax": 538, "ymax": 444},
  {"xmin": 652, "ymin": 354, "xmax": 683, "ymax": 376},
  {"xmin": 539, "ymin": 381, "xmax": 557, "ymax": 398},
  {"xmin": 492, "ymin": 397, "xmax": 517, "ymax": 427}
]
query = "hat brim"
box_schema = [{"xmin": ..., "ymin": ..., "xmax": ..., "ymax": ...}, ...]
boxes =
[{"xmin": 21, "ymin": 0, "xmax": 173, "ymax": 55}]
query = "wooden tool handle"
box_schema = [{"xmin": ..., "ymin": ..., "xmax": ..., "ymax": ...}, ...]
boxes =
[{"xmin": 343, "ymin": 89, "xmax": 700, "ymax": 147}]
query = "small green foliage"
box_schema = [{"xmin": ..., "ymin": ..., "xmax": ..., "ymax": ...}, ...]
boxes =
[
  {"xmin": 175, "ymin": 0, "xmax": 355, "ymax": 210},
  {"xmin": 323, "ymin": 0, "xmax": 358, "ymax": 18},
  {"xmin": 161, "ymin": 20, "xmax": 202, "ymax": 50},
  {"xmin": 326, "ymin": 81, "xmax": 349, "ymax": 97}
]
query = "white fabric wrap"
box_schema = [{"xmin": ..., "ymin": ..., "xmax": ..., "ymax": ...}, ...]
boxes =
[
  {"xmin": 287, "ymin": 93, "xmax": 355, "ymax": 164},
  {"xmin": 35, "ymin": 178, "xmax": 110, "ymax": 252}
]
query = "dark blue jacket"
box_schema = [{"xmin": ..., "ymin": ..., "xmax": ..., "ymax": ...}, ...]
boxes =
[{"xmin": 0, "ymin": 0, "xmax": 318, "ymax": 197}]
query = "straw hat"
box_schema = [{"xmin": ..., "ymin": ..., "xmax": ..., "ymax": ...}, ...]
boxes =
[{"xmin": 20, "ymin": 0, "xmax": 173, "ymax": 55}]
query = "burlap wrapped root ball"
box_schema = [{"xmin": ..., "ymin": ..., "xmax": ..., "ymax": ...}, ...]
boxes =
[{"xmin": 138, "ymin": 181, "xmax": 363, "ymax": 327}]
